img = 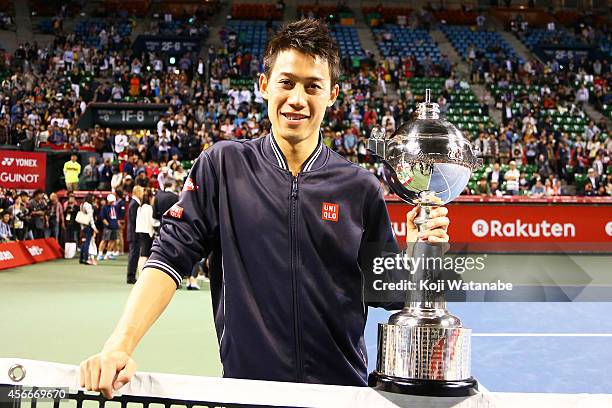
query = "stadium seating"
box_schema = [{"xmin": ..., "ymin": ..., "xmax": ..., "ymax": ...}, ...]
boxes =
[
  {"xmin": 74, "ymin": 19, "xmax": 132, "ymax": 49},
  {"xmin": 488, "ymin": 82, "xmax": 594, "ymax": 141},
  {"xmin": 406, "ymin": 77, "xmax": 491, "ymax": 135},
  {"xmin": 30, "ymin": 0, "xmax": 82, "ymax": 17},
  {"xmin": 442, "ymin": 25, "xmax": 521, "ymax": 63},
  {"xmin": 432, "ymin": 10, "xmax": 478, "ymax": 26},
  {"xmin": 519, "ymin": 28, "xmax": 583, "ymax": 50},
  {"xmin": 362, "ymin": 6, "xmax": 411, "ymax": 26},
  {"xmin": 231, "ymin": 3, "xmax": 282, "ymax": 20},
  {"xmin": 372, "ymin": 25, "xmax": 440, "ymax": 62},
  {"xmin": 331, "ymin": 25, "xmax": 364, "ymax": 58},
  {"xmin": 103, "ymin": 0, "xmax": 150, "ymax": 17},
  {"xmin": 225, "ymin": 20, "xmax": 279, "ymax": 59},
  {"xmin": 603, "ymin": 104, "xmax": 612, "ymax": 120}
]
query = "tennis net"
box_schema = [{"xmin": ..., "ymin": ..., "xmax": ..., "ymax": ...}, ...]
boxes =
[{"xmin": 1, "ymin": 358, "xmax": 611, "ymax": 408}]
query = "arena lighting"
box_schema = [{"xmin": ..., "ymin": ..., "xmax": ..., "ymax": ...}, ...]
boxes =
[{"xmin": 169, "ymin": 57, "xmax": 176, "ymax": 65}]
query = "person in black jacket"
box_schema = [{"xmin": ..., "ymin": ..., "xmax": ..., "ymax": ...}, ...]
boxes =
[
  {"xmin": 152, "ymin": 181, "xmax": 203, "ymax": 288},
  {"xmin": 126, "ymin": 186, "xmax": 144, "ymax": 284},
  {"xmin": 152, "ymin": 180, "xmax": 179, "ymax": 222},
  {"xmin": 80, "ymin": 19, "xmax": 451, "ymax": 397}
]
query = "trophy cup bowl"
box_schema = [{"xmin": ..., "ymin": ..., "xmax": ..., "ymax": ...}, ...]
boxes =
[{"xmin": 367, "ymin": 89, "xmax": 482, "ymax": 397}]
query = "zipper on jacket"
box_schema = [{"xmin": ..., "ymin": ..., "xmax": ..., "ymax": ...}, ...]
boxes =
[{"xmin": 290, "ymin": 175, "xmax": 303, "ymax": 381}]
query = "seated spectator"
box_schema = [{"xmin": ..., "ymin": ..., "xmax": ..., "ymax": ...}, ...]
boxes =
[
  {"xmin": 474, "ymin": 177, "xmax": 491, "ymax": 196},
  {"xmin": 0, "ymin": 212, "xmax": 13, "ymax": 242},
  {"xmin": 490, "ymin": 181, "xmax": 503, "ymax": 197},
  {"xmin": 529, "ymin": 178, "xmax": 546, "ymax": 197}
]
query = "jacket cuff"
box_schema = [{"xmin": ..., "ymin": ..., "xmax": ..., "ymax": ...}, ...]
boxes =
[{"xmin": 143, "ymin": 258, "xmax": 182, "ymax": 289}]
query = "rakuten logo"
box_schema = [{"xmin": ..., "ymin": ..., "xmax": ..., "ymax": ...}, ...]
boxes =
[
  {"xmin": 0, "ymin": 250, "xmax": 14, "ymax": 261},
  {"xmin": 27, "ymin": 246, "xmax": 43, "ymax": 256},
  {"xmin": 472, "ymin": 219, "xmax": 576, "ymax": 238}
]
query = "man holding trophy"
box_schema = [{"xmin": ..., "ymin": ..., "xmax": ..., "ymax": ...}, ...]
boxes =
[{"xmin": 80, "ymin": 18, "xmax": 470, "ymax": 398}]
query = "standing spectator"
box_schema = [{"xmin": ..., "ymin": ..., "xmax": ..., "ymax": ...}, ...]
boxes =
[
  {"xmin": 504, "ymin": 161, "xmax": 520, "ymax": 196},
  {"xmin": 28, "ymin": 190, "xmax": 47, "ymax": 239},
  {"xmin": 63, "ymin": 154, "xmax": 81, "ymax": 192},
  {"xmin": 135, "ymin": 191, "xmax": 156, "ymax": 277},
  {"xmin": 8, "ymin": 195, "xmax": 28, "ymax": 241},
  {"xmin": 153, "ymin": 180, "xmax": 179, "ymax": 221},
  {"xmin": 79, "ymin": 193, "xmax": 98, "ymax": 265},
  {"xmin": 47, "ymin": 193, "xmax": 64, "ymax": 242},
  {"xmin": 575, "ymin": 84, "xmax": 589, "ymax": 106},
  {"xmin": 126, "ymin": 186, "xmax": 144, "ymax": 284},
  {"xmin": 63, "ymin": 193, "xmax": 80, "ymax": 244},
  {"xmin": 488, "ymin": 162, "xmax": 504, "ymax": 185},
  {"xmin": 82, "ymin": 156, "xmax": 100, "ymax": 191},
  {"xmin": 99, "ymin": 159, "xmax": 114, "ymax": 190},
  {"xmin": 97, "ymin": 194, "xmax": 119, "ymax": 261},
  {"xmin": 114, "ymin": 189, "xmax": 127, "ymax": 256},
  {"xmin": 135, "ymin": 169, "xmax": 150, "ymax": 187}
]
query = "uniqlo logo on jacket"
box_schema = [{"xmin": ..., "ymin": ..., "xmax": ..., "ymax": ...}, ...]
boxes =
[
  {"xmin": 168, "ymin": 204, "xmax": 184, "ymax": 219},
  {"xmin": 322, "ymin": 202, "xmax": 339, "ymax": 222},
  {"xmin": 183, "ymin": 178, "xmax": 198, "ymax": 192}
]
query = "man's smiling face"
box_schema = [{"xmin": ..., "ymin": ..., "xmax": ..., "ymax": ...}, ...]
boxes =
[{"xmin": 260, "ymin": 49, "xmax": 339, "ymax": 145}]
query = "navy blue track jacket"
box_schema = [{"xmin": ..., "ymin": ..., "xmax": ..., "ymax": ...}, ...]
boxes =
[{"xmin": 144, "ymin": 133, "xmax": 399, "ymax": 386}]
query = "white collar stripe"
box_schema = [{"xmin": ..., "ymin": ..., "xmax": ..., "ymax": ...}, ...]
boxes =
[
  {"xmin": 304, "ymin": 142, "xmax": 323, "ymax": 172},
  {"xmin": 269, "ymin": 135, "xmax": 286, "ymax": 169}
]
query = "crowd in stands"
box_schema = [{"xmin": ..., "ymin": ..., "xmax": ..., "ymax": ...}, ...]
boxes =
[{"xmin": 0, "ymin": 7, "xmax": 610, "ymax": 247}]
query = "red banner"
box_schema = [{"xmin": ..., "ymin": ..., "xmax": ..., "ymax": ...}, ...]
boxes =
[
  {"xmin": 21, "ymin": 238, "xmax": 63, "ymax": 263},
  {"xmin": 0, "ymin": 241, "xmax": 33, "ymax": 270},
  {"xmin": 0, "ymin": 238, "xmax": 63, "ymax": 270},
  {"xmin": 386, "ymin": 201, "xmax": 612, "ymax": 253},
  {"xmin": 0, "ymin": 150, "xmax": 46, "ymax": 190}
]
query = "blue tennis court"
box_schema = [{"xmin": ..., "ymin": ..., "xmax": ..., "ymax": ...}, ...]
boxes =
[{"xmin": 366, "ymin": 302, "xmax": 612, "ymax": 394}]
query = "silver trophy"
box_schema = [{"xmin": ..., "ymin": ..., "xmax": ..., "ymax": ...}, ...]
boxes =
[{"xmin": 367, "ymin": 89, "xmax": 482, "ymax": 396}]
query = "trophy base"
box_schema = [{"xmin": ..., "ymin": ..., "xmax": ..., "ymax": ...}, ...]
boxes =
[{"xmin": 368, "ymin": 372, "xmax": 478, "ymax": 397}]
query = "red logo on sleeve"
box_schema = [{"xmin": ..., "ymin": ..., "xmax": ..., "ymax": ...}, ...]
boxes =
[
  {"xmin": 322, "ymin": 202, "xmax": 339, "ymax": 222},
  {"xmin": 183, "ymin": 178, "xmax": 198, "ymax": 192},
  {"xmin": 167, "ymin": 204, "xmax": 184, "ymax": 219}
]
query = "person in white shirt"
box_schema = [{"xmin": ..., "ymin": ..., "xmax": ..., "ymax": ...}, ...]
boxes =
[
  {"xmin": 576, "ymin": 85, "xmax": 589, "ymax": 105},
  {"xmin": 152, "ymin": 57, "xmax": 163, "ymax": 72},
  {"xmin": 114, "ymin": 133, "xmax": 128, "ymax": 154},
  {"xmin": 239, "ymin": 87, "xmax": 252, "ymax": 105},
  {"xmin": 79, "ymin": 194, "xmax": 99, "ymax": 265},
  {"xmin": 504, "ymin": 160, "xmax": 520, "ymax": 195},
  {"xmin": 444, "ymin": 76, "xmax": 455, "ymax": 91},
  {"xmin": 381, "ymin": 111, "xmax": 395, "ymax": 131},
  {"xmin": 135, "ymin": 191, "xmax": 156, "ymax": 276},
  {"xmin": 227, "ymin": 88, "xmax": 241, "ymax": 109}
]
